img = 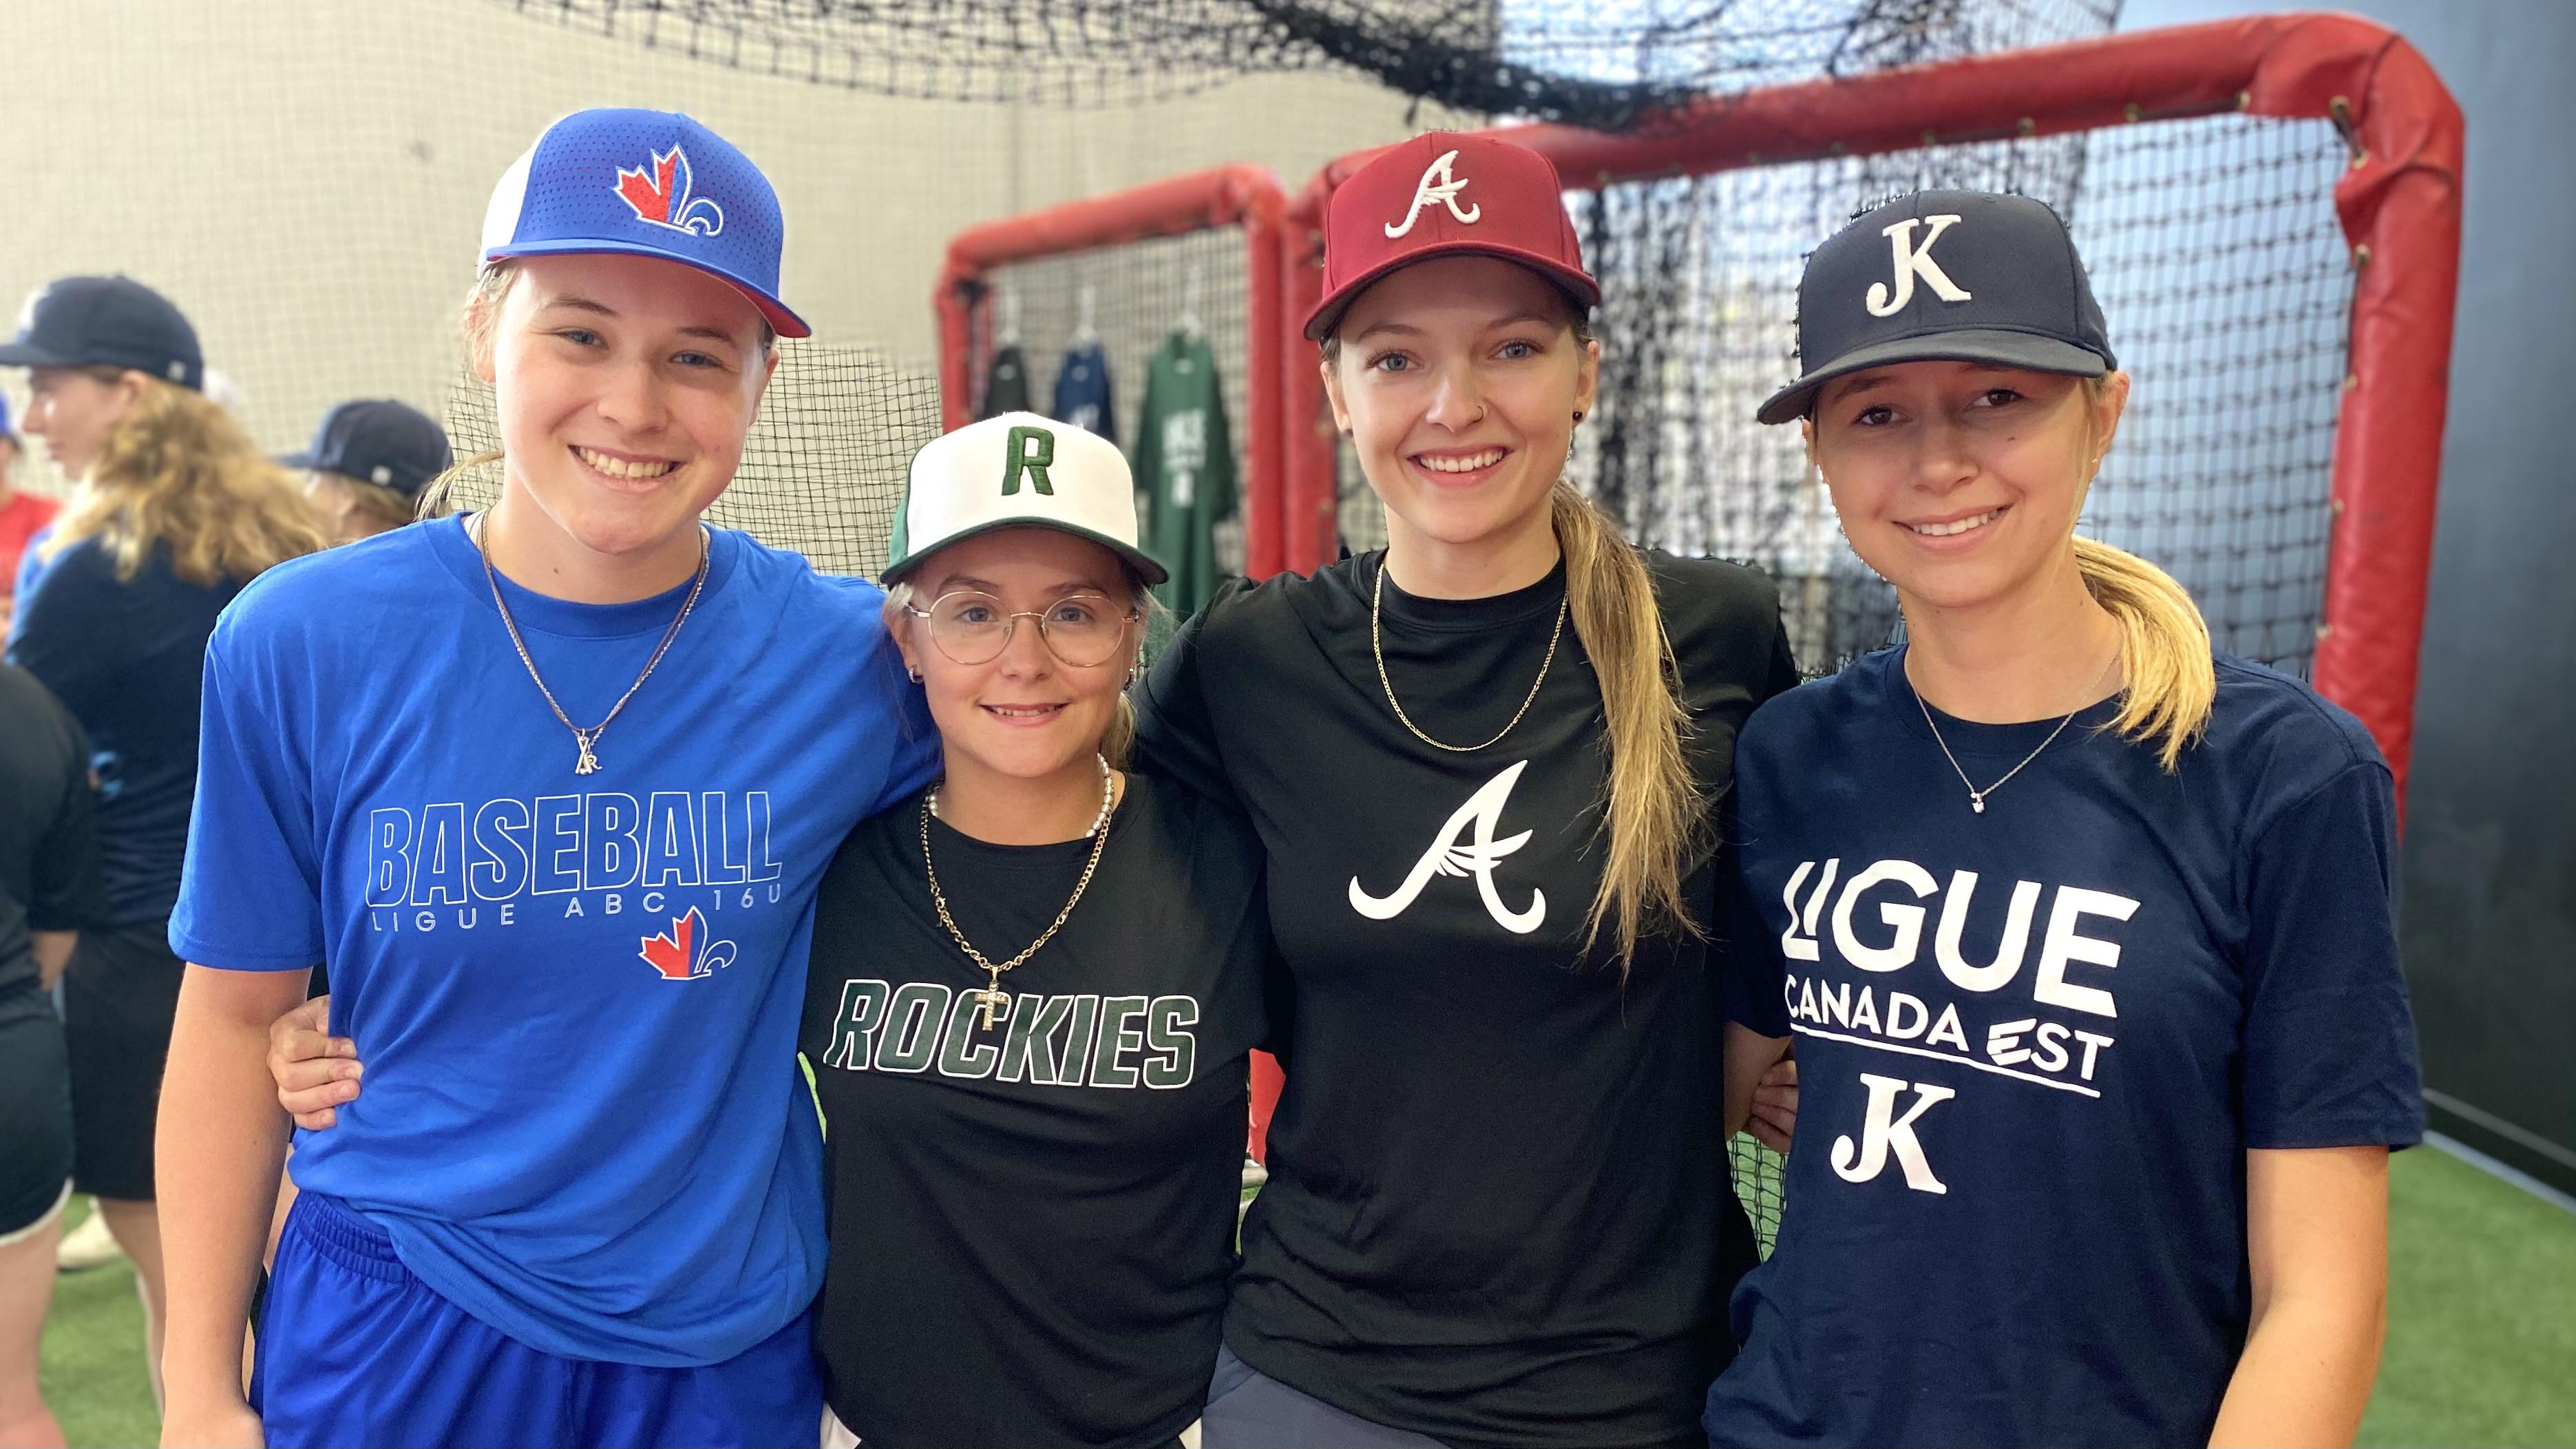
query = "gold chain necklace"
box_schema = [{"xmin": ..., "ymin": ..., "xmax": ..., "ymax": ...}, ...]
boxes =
[
  {"xmin": 473, "ymin": 512, "xmax": 709, "ymax": 776},
  {"xmin": 922, "ymin": 754, "xmax": 1116, "ymax": 1028},
  {"xmin": 1371, "ymin": 561, "xmax": 1566, "ymax": 753}
]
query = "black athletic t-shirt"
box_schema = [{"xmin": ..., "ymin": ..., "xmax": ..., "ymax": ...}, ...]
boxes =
[
  {"xmin": 0, "ymin": 664, "xmax": 107, "ymax": 1002},
  {"xmin": 801, "ymin": 772, "xmax": 1281, "ymax": 1449},
  {"xmin": 1133, "ymin": 551, "xmax": 1798, "ymax": 1448}
]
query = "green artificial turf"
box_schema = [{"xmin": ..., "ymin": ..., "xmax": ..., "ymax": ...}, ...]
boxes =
[{"xmin": 37, "ymin": 1149, "xmax": 2576, "ymax": 1448}]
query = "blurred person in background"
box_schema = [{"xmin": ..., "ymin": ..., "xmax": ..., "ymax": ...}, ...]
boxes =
[
  {"xmin": 0, "ymin": 659, "xmax": 109, "ymax": 1449},
  {"xmin": 284, "ymin": 399, "xmax": 453, "ymax": 546},
  {"xmin": 0, "ymin": 275, "xmax": 329, "ymax": 1414},
  {"xmin": 0, "ymin": 395, "xmax": 60, "ymax": 636}
]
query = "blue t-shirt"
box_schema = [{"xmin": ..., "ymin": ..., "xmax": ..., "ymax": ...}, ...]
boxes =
[
  {"xmin": 1051, "ymin": 342, "xmax": 1116, "ymax": 444},
  {"xmin": 7, "ymin": 531, "xmax": 242, "ymax": 924},
  {"xmin": 169, "ymin": 516, "xmax": 936, "ymax": 1366},
  {"xmin": 1703, "ymin": 648, "xmax": 2422, "ymax": 1449}
]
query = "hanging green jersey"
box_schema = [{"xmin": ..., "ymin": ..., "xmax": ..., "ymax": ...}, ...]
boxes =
[{"xmin": 1132, "ymin": 332, "xmax": 1238, "ymax": 617}]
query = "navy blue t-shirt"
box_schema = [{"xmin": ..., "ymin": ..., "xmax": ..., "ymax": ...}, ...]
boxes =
[
  {"xmin": 6, "ymin": 532, "xmax": 242, "ymax": 924},
  {"xmin": 1051, "ymin": 342, "xmax": 1116, "ymax": 445},
  {"xmin": 1703, "ymin": 648, "xmax": 2421, "ymax": 1449}
]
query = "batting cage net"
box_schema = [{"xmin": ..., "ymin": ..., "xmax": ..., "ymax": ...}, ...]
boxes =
[
  {"xmin": 937, "ymin": 166, "xmax": 1288, "ymax": 578},
  {"xmin": 1285, "ymin": 14, "xmax": 2462, "ymax": 1249}
]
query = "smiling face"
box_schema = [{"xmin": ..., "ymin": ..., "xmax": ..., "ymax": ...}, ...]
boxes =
[
  {"xmin": 19, "ymin": 366, "xmax": 140, "ymax": 480},
  {"xmin": 480, "ymin": 252, "xmax": 776, "ymax": 564},
  {"xmin": 1324, "ymin": 255, "xmax": 1597, "ymax": 558},
  {"xmin": 1808, "ymin": 360, "xmax": 2126, "ymax": 615},
  {"xmin": 892, "ymin": 527, "xmax": 1143, "ymax": 787}
]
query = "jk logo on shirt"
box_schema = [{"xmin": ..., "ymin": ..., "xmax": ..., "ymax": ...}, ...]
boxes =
[
  {"xmin": 1385, "ymin": 148, "xmax": 1482, "ymax": 238},
  {"xmin": 1830, "ymin": 1073, "xmax": 1955, "ymax": 1194},
  {"xmin": 1349, "ymin": 760, "xmax": 1544, "ymax": 934},
  {"xmin": 638, "ymin": 907, "xmax": 738, "ymax": 982},
  {"xmin": 1866, "ymin": 214, "xmax": 1972, "ymax": 317},
  {"xmin": 1002, "ymin": 425, "xmax": 1056, "ymax": 496}
]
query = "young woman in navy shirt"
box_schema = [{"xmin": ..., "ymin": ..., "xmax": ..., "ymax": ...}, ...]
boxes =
[{"xmin": 1702, "ymin": 191, "xmax": 2421, "ymax": 1448}]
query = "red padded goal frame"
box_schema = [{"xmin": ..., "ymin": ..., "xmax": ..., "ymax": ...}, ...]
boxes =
[
  {"xmin": 936, "ymin": 165, "xmax": 1291, "ymax": 578},
  {"xmin": 1278, "ymin": 14, "xmax": 2463, "ymax": 806}
]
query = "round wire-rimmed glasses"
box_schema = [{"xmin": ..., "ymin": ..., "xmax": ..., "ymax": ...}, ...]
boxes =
[{"xmin": 906, "ymin": 590, "xmax": 1141, "ymax": 668}]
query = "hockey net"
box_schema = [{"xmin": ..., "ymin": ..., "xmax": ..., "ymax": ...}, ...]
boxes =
[{"xmin": 1285, "ymin": 14, "xmax": 2464, "ymax": 1248}]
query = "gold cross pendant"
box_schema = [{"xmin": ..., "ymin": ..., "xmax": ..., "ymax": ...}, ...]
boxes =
[{"xmin": 972, "ymin": 984, "xmax": 1010, "ymax": 1029}]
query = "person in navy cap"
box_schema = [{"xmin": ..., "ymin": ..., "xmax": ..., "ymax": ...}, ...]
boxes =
[
  {"xmin": 153, "ymin": 110, "xmax": 933, "ymax": 1449},
  {"xmin": 1703, "ymin": 192, "xmax": 2420, "ymax": 1448},
  {"xmin": 1109, "ymin": 132, "xmax": 1801, "ymax": 1448},
  {"xmin": 284, "ymin": 399, "xmax": 455, "ymax": 545},
  {"xmin": 0, "ymin": 273, "xmax": 328, "ymax": 1415}
]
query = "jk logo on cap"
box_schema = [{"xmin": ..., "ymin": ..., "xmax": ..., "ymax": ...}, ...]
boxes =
[
  {"xmin": 1386, "ymin": 149, "xmax": 1482, "ymax": 239},
  {"xmin": 1867, "ymin": 215, "xmax": 1973, "ymax": 317},
  {"xmin": 1001, "ymin": 425, "xmax": 1056, "ymax": 496},
  {"xmin": 614, "ymin": 145, "xmax": 726, "ymax": 238}
]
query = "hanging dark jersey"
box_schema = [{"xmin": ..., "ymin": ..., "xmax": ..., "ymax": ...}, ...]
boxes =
[
  {"xmin": 980, "ymin": 344, "xmax": 1033, "ymax": 421},
  {"xmin": 801, "ymin": 773, "xmax": 1284, "ymax": 1449},
  {"xmin": 1132, "ymin": 332, "xmax": 1238, "ymax": 617},
  {"xmin": 1132, "ymin": 553, "xmax": 1798, "ymax": 1448},
  {"xmin": 1051, "ymin": 343, "xmax": 1115, "ymax": 445},
  {"xmin": 1703, "ymin": 648, "xmax": 2422, "ymax": 1448}
]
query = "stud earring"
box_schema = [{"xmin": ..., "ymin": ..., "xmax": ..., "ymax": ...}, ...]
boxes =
[{"xmin": 1572, "ymin": 410, "xmax": 1585, "ymax": 423}]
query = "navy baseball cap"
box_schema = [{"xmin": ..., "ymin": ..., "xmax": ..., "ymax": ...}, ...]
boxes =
[
  {"xmin": 0, "ymin": 276, "xmax": 204, "ymax": 392},
  {"xmin": 284, "ymin": 399, "xmax": 455, "ymax": 500},
  {"xmin": 481, "ymin": 109, "xmax": 810, "ymax": 339},
  {"xmin": 1758, "ymin": 191, "xmax": 2114, "ymax": 425}
]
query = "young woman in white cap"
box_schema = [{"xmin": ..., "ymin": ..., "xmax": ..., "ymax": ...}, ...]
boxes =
[
  {"xmin": 1140, "ymin": 133, "xmax": 1799, "ymax": 1448},
  {"xmin": 275, "ymin": 413, "xmax": 1285, "ymax": 1449},
  {"xmin": 0, "ymin": 275, "xmax": 328, "ymax": 1413},
  {"xmin": 154, "ymin": 109, "xmax": 935, "ymax": 1449},
  {"xmin": 1701, "ymin": 191, "xmax": 2420, "ymax": 1448}
]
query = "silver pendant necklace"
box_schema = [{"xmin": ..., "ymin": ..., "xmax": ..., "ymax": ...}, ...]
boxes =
[{"xmin": 1914, "ymin": 653, "xmax": 2120, "ymax": 815}]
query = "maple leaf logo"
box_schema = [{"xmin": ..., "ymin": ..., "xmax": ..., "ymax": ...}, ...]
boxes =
[
  {"xmin": 612, "ymin": 145, "xmax": 726, "ymax": 238},
  {"xmin": 639, "ymin": 907, "xmax": 737, "ymax": 982}
]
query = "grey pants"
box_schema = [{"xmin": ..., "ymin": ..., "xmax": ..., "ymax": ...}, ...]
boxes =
[{"xmin": 1201, "ymin": 1344, "xmax": 1448, "ymax": 1448}]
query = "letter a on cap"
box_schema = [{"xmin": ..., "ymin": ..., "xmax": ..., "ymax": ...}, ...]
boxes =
[
  {"xmin": 1867, "ymin": 215, "xmax": 1972, "ymax": 317},
  {"xmin": 1002, "ymin": 425, "xmax": 1055, "ymax": 496},
  {"xmin": 1386, "ymin": 149, "xmax": 1483, "ymax": 239}
]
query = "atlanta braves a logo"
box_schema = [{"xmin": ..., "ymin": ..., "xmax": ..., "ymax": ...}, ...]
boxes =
[
  {"xmin": 1349, "ymin": 761, "xmax": 1545, "ymax": 933},
  {"xmin": 639, "ymin": 907, "xmax": 739, "ymax": 982},
  {"xmin": 1384, "ymin": 149, "xmax": 1482, "ymax": 239},
  {"xmin": 613, "ymin": 145, "xmax": 726, "ymax": 238}
]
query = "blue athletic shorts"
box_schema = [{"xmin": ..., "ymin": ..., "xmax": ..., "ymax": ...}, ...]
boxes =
[{"xmin": 254, "ymin": 1191, "xmax": 822, "ymax": 1449}]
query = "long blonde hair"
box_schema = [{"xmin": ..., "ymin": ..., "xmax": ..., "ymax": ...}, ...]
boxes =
[
  {"xmin": 2073, "ymin": 376, "xmax": 2214, "ymax": 770},
  {"xmin": 41, "ymin": 372, "xmax": 328, "ymax": 585},
  {"xmin": 1325, "ymin": 314, "xmax": 1702, "ymax": 963}
]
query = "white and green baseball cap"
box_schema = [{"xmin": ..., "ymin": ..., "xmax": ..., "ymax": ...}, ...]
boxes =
[{"xmin": 883, "ymin": 412, "xmax": 1169, "ymax": 587}]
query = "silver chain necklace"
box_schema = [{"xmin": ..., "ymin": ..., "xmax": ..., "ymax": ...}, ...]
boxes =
[
  {"xmin": 1914, "ymin": 653, "xmax": 2120, "ymax": 815},
  {"xmin": 472, "ymin": 512, "xmax": 710, "ymax": 776}
]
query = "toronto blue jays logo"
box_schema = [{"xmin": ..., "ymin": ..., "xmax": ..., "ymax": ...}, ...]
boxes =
[
  {"xmin": 613, "ymin": 145, "xmax": 726, "ymax": 238},
  {"xmin": 639, "ymin": 907, "xmax": 739, "ymax": 982}
]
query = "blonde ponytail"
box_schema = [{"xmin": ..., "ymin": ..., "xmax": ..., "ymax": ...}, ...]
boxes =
[
  {"xmin": 2074, "ymin": 536, "xmax": 2214, "ymax": 770},
  {"xmin": 1552, "ymin": 481, "xmax": 1702, "ymax": 963}
]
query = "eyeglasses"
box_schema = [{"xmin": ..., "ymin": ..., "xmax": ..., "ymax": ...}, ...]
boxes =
[{"xmin": 906, "ymin": 590, "xmax": 1140, "ymax": 668}]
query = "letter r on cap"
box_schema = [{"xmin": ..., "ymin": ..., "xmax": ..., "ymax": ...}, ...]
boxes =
[{"xmin": 1002, "ymin": 425, "xmax": 1055, "ymax": 496}]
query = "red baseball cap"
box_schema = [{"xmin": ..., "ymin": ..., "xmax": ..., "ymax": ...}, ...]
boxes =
[{"xmin": 1303, "ymin": 132, "xmax": 1601, "ymax": 341}]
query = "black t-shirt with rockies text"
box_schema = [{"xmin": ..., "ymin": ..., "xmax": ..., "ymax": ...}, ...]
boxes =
[
  {"xmin": 1702, "ymin": 648, "xmax": 2423, "ymax": 1448},
  {"xmin": 801, "ymin": 772, "xmax": 1280, "ymax": 1449},
  {"xmin": 1133, "ymin": 552, "xmax": 1798, "ymax": 1448}
]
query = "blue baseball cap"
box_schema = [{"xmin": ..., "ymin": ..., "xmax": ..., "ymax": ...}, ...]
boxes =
[
  {"xmin": 480, "ymin": 109, "xmax": 811, "ymax": 339},
  {"xmin": 0, "ymin": 276, "xmax": 205, "ymax": 392},
  {"xmin": 1759, "ymin": 190, "xmax": 2113, "ymax": 425},
  {"xmin": 283, "ymin": 399, "xmax": 455, "ymax": 500}
]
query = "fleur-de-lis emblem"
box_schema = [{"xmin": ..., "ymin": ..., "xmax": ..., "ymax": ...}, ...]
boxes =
[{"xmin": 613, "ymin": 145, "xmax": 726, "ymax": 238}]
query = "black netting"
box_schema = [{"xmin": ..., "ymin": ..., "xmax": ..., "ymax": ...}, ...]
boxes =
[
  {"xmin": 438, "ymin": 340, "xmax": 941, "ymax": 577},
  {"xmin": 960, "ymin": 225, "xmax": 1255, "ymax": 576},
  {"xmin": 492, "ymin": 0, "xmax": 2113, "ymax": 124}
]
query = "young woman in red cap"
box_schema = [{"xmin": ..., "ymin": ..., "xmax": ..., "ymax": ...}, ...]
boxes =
[
  {"xmin": 1702, "ymin": 192, "xmax": 2418, "ymax": 1448},
  {"xmin": 1144, "ymin": 133, "xmax": 1799, "ymax": 1448}
]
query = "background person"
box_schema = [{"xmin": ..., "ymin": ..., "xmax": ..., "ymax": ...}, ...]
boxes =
[
  {"xmin": 282, "ymin": 399, "xmax": 454, "ymax": 545},
  {"xmin": 0, "ymin": 396, "xmax": 59, "ymax": 636}
]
